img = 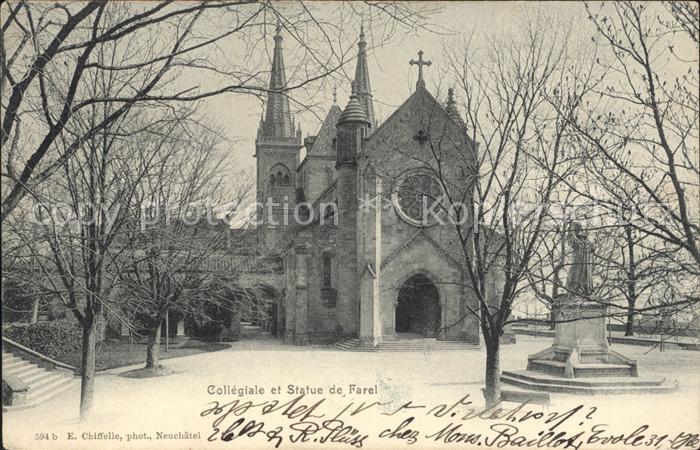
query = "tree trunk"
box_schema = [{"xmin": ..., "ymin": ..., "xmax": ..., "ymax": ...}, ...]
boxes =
[
  {"xmin": 79, "ymin": 318, "xmax": 96, "ymax": 421},
  {"xmin": 549, "ymin": 302, "xmax": 558, "ymax": 330},
  {"xmin": 31, "ymin": 297, "xmax": 39, "ymax": 324},
  {"xmin": 625, "ymin": 300, "xmax": 635, "ymax": 336},
  {"xmin": 624, "ymin": 225, "xmax": 636, "ymax": 337},
  {"xmin": 483, "ymin": 339, "xmax": 501, "ymax": 408},
  {"xmin": 146, "ymin": 321, "xmax": 162, "ymax": 369}
]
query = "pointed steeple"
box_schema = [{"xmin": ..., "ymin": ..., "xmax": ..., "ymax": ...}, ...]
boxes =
[
  {"xmin": 353, "ymin": 24, "xmax": 376, "ymax": 129},
  {"xmin": 260, "ymin": 23, "xmax": 294, "ymax": 140}
]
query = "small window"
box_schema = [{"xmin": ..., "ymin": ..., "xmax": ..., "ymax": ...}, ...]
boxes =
[
  {"xmin": 322, "ymin": 255, "xmax": 332, "ymax": 286},
  {"xmin": 270, "ymin": 174, "xmax": 276, "ymax": 186}
]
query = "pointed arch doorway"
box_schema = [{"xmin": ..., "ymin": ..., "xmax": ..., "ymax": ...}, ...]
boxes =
[{"xmin": 395, "ymin": 274, "xmax": 441, "ymax": 338}]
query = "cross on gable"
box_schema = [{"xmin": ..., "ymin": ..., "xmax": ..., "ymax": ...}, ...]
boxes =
[{"xmin": 410, "ymin": 50, "xmax": 432, "ymax": 88}]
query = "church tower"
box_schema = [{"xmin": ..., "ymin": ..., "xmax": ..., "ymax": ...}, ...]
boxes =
[
  {"xmin": 332, "ymin": 27, "xmax": 376, "ymax": 337},
  {"xmin": 335, "ymin": 82, "xmax": 370, "ymax": 336},
  {"xmin": 255, "ymin": 24, "xmax": 303, "ymax": 246}
]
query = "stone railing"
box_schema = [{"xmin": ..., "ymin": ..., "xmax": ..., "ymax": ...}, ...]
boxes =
[
  {"xmin": 2, "ymin": 337, "xmax": 78, "ymax": 374},
  {"xmin": 2, "ymin": 374, "xmax": 28, "ymax": 407}
]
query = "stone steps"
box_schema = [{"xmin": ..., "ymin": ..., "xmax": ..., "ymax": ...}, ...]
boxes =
[
  {"xmin": 334, "ymin": 339, "xmax": 376, "ymax": 352},
  {"xmin": 529, "ymin": 359, "xmax": 635, "ymax": 377},
  {"xmin": 5, "ymin": 362, "xmax": 46, "ymax": 379},
  {"xmin": 26, "ymin": 375, "xmax": 76, "ymax": 404},
  {"xmin": 4, "ymin": 358, "xmax": 28, "ymax": 372},
  {"xmin": 334, "ymin": 338, "xmax": 479, "ymax": 352},
  {"xmin": 334, "ymin": 338, "xmax": 360, "ymax": 350},
  {"xmin": 501, "ymin": 370, "xmax": 677, "ymax": 395},
  {"xmin": 22, "ymin": 369, "xmax": 57, "ymax": 386},
  {"xmin": 2, "ymin": 349, "xmax": 78, "ymax": 411}
]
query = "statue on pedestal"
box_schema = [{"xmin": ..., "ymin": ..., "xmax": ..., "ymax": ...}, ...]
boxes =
[
  {"xmin": 499, "ymin": 221, "xmax": 675, "ymax": 395},
  {"xmin": 566, "ymin": 221, "xmax": 592, "ymax": 297}
]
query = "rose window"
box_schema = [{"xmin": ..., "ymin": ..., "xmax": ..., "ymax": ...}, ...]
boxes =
[{"xmin": 392, "ymin": 169, "xmax": 444, "ymax": 226}]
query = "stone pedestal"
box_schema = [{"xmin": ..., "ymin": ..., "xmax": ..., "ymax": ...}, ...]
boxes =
[
  {"xmin": 526, "ymin": 300, "xmax": 636, "ymax": 377},
  {"xmin": 501, "ymin": 296, "xmax": 675, "ymax": 394},
  {"xmin": 502, "ymin": 225, "xmax": 675, "ymax": 394},
  {"xmin": 119, "ymin": 321, "xmax": 130, "ymax": 342},
  {"xmin": 172, "ymin": 319, "xmax": 187, "ymax": 343}
]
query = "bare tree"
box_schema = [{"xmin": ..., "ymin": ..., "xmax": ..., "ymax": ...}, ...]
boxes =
[
  {"xmin": 527, "ymin": 205, "xmax": 572, "ymax": 330},
  {"xmin": 596, "ymin": 222, "xmax": 684, "ymax": 335},
  {"xmin": 1, "ymin": 1, "xmax": 436, "ymax": 419},
  {"xmin": 367, "ymin": 12, "xmax": 589, "ymax": 406},
  {"xmin": 664, "ymin": 1, "xmax": 699, "ymax": 45},
  {"xmin": 118, "ymin": 128, "xmax": 247, "ymax": 371},
  {"xmin": 437, "ymin": 14, "xmax": 593, "ymax": 406},
  {"xmin": 1, "ymin": 1, "xmax": 433, "ymax": 222},
  {"xmin": 31, "ymin": 83, "xmax": 190, "ymax": 419},
  {"xmin": 563, "ymin": 2, "xmax": 700, "ymax": 269}
]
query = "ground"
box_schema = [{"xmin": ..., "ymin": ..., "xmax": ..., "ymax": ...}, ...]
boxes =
[
  {"xmin": 59, "ymin": 340, "xmax": 231, "ymax": 371},
  {"xmin": 4, "ymin": 336, "xmax": 700, "ymax": 449}
]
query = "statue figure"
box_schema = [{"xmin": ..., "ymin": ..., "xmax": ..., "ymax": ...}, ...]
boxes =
[{"xmin": 566, "ymin": 221, "xmax": 592, "ymax": 296}]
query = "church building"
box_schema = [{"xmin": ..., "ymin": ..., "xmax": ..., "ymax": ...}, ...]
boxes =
[{"xmin": 254, "ymin": 26, "xmax": 487, "ymax": 346}]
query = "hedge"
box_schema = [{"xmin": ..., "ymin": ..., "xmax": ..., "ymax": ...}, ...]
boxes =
[
  {"xmin": 3, "ymin": 319, "xmax": 83, "ymax": 359},
  {"xmin": 187, "ymin": 319, "xmax": 225, "ymax": 342}
]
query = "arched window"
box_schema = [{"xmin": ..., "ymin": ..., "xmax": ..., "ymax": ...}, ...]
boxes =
[
  {"xmin": 269, "ymin": 163, "xmax": 291, "ymax": 187},
  {"xmin": 322, "ymin": 254, "xmax": 332, "ymax": 287}
]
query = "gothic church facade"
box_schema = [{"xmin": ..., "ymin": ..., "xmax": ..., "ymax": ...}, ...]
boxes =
[{"xmin": 254, "ymin": 26, "xmax": 485, "ymax": 346}]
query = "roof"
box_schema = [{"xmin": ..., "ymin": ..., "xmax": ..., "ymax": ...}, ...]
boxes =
[
  {"xmin": 338, "ymin": 85, "xmax": 369, "ymax": 124},
  {"xmin": 368, "ymin": 84, "xmax": 475, "ymax": 150},
  {"xmin": 308, "ymin": 104, "xmax": 342, "ymax": 156}
]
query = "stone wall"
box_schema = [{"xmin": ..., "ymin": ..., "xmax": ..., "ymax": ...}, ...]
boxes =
[
  {"xmin": 276, "ymin": 86, "xmax": 490, "ymax": 346},
  {"xmin": 299, "ymin": 155, "xmax": 336, "ymax": 203},
  {"xmin": 358, "ymin": 87, "xmax": 480, "ymax": 343}
]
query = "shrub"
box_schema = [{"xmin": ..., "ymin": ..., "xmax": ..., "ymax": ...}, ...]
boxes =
[
  {"xmin": 3, "ymin": 319, "xmax": 82, "ymax": 358},
  {"xmin": 187, "ymin": 319, "xmax": 224, "ymax": 342}
]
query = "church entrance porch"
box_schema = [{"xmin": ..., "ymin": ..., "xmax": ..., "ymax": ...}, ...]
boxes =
[{"xmin": 395, "ymin": 274, "xmax": 441, "ymax": 338}]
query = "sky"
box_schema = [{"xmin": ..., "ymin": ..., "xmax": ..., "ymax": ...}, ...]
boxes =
[
  {"xmin": 188, "ymin": 0, "xmax": 697, "ymax": 212},
  {"xmin": 196, "ymin": 2, "xmax": 589, "ymax": 175}
]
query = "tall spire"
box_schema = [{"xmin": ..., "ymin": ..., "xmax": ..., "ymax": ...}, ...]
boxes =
[
  {"xmin": 353, "ymin": 23, "xmax": 375, "ymax": 129},
  {"xmin": 261, "ymin": 23, "xmax": 294, "ymax": 139}
]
